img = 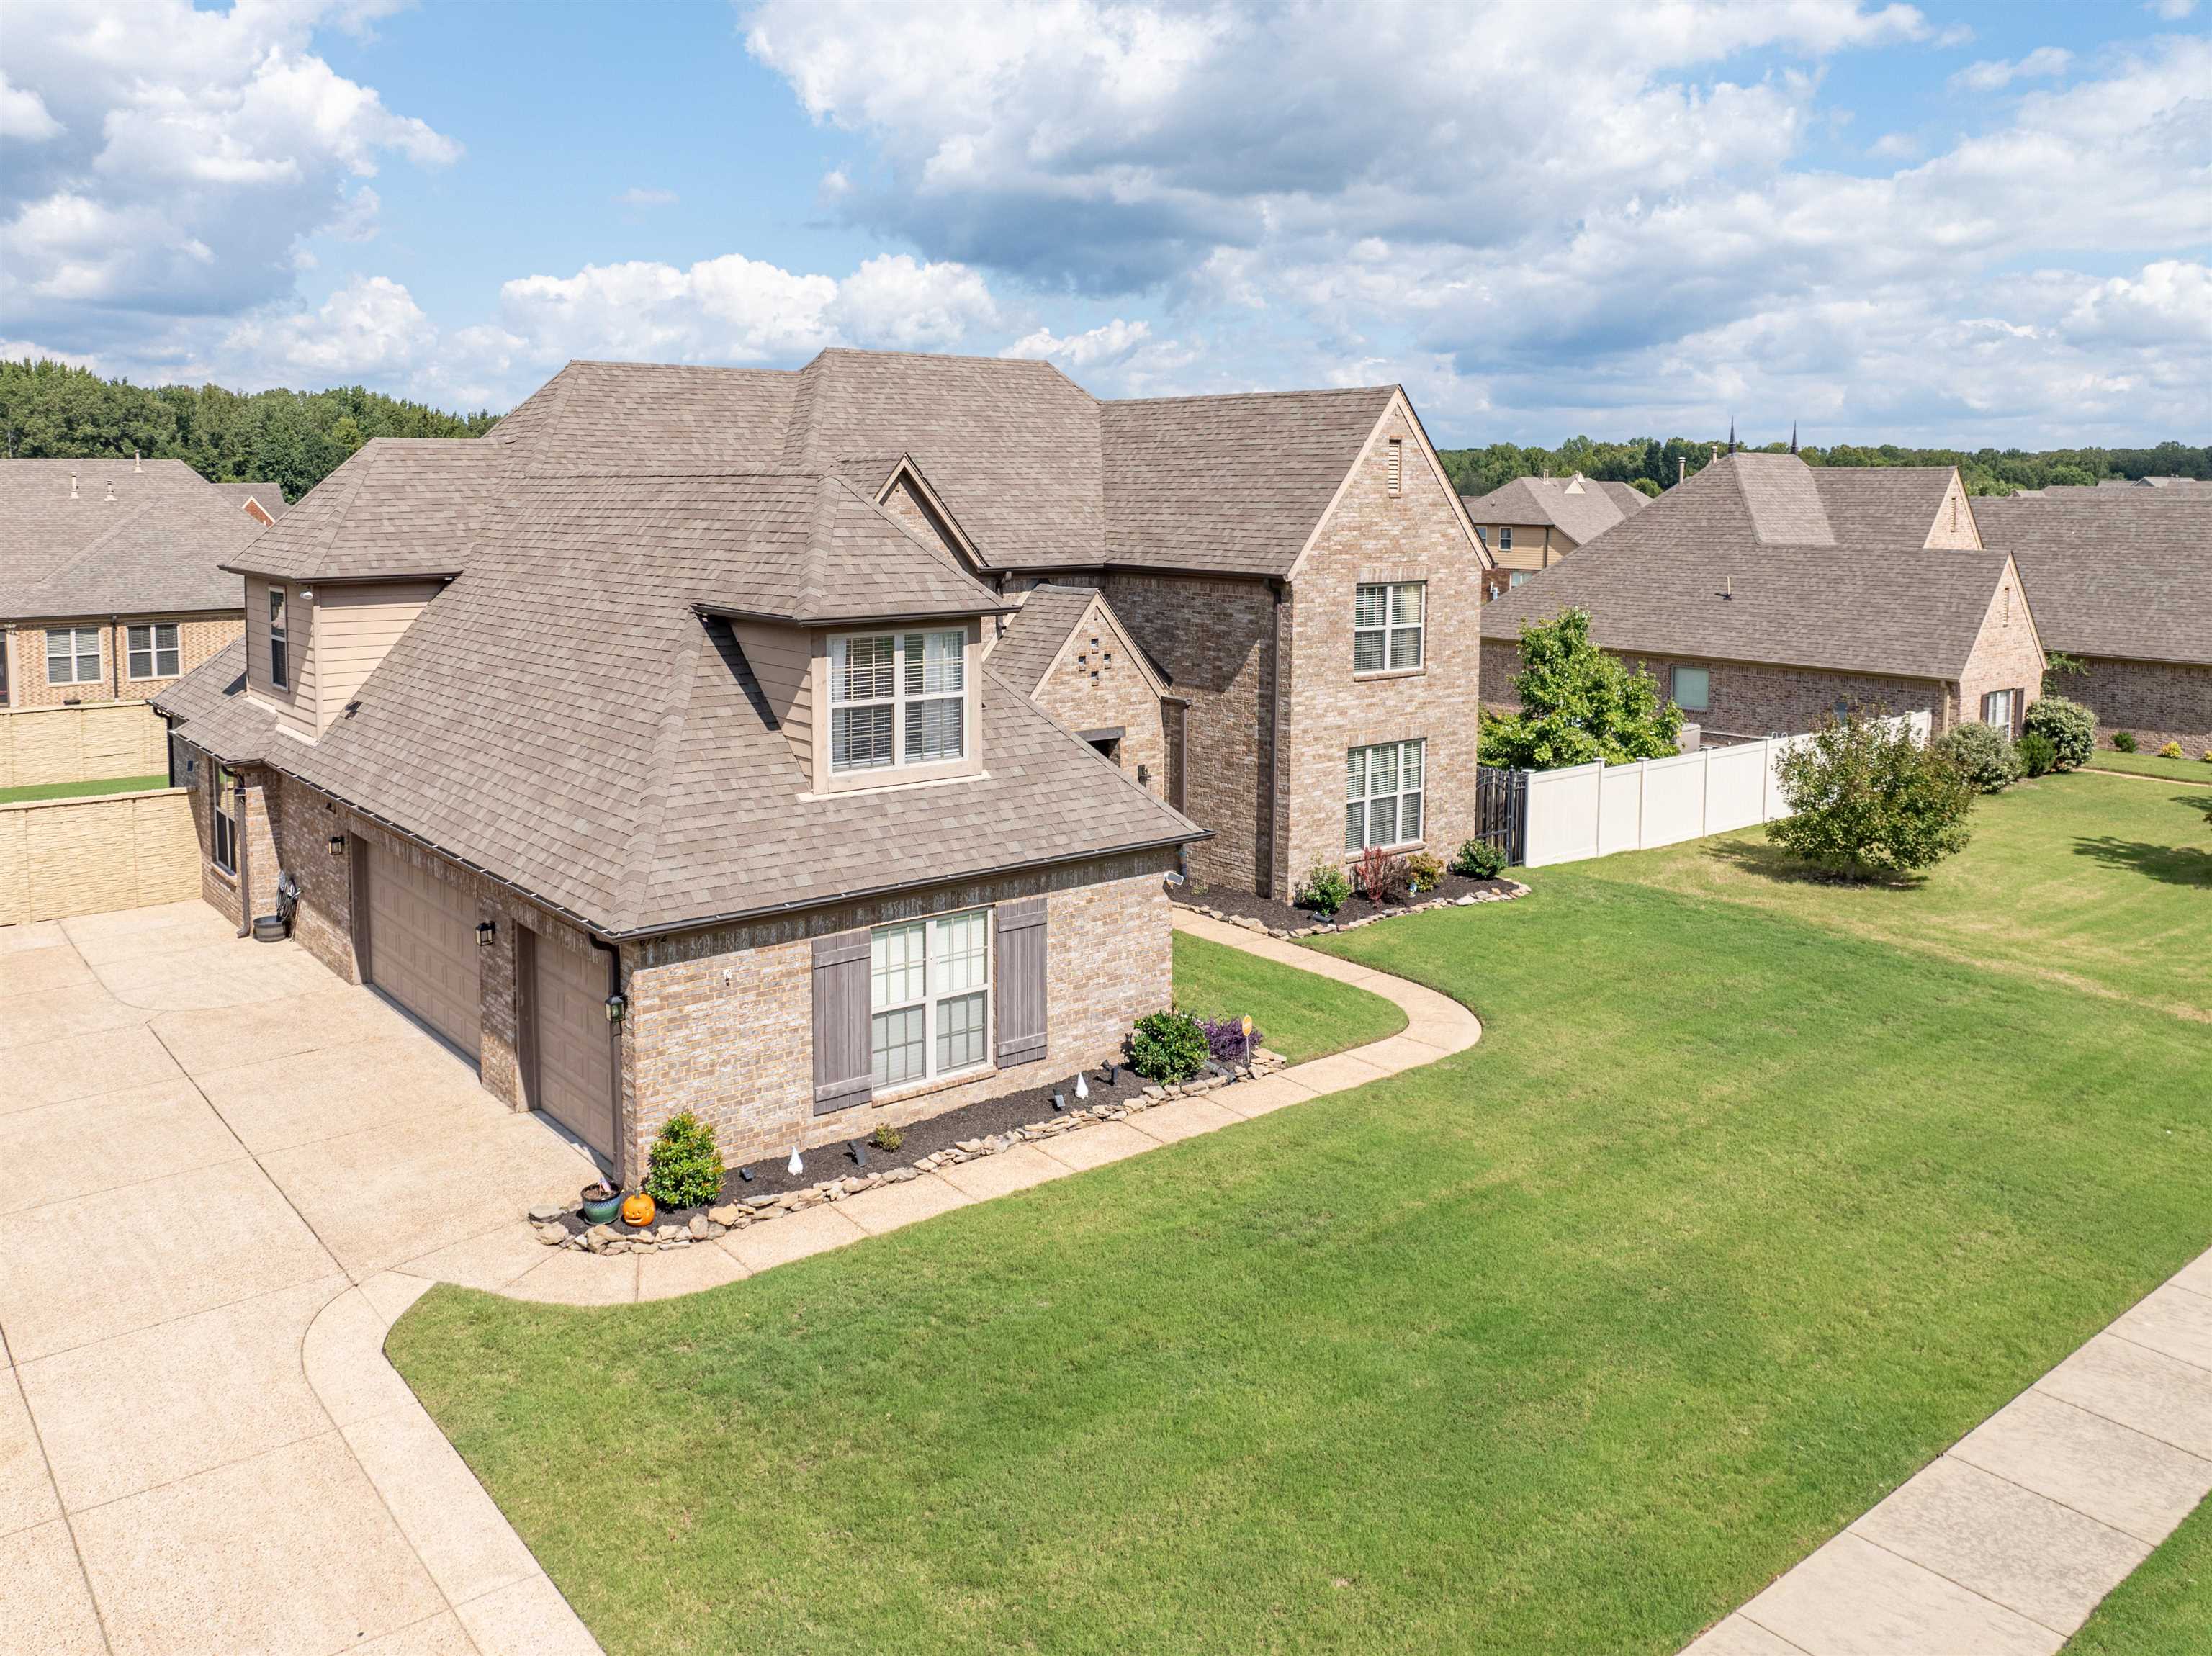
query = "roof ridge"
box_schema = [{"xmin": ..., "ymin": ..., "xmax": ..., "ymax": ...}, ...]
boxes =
[{"xmin": 1104, "ymin": 383, "xmax": 1397, "ymax": 409}]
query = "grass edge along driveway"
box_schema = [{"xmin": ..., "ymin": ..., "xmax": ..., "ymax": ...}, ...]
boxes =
[{"xmin": 390, "ymin": 778, "xmax": 2211, "ymax": 1655}]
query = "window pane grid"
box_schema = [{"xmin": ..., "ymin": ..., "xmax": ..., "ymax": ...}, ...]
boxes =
[
  {"xmin": 1354, "ymin": 582, "xmax": 1423, "ymax": 672},
  {"xmin": 1344, "ymin": 739, "xmax": 1426, "ymax": 851},
  {"xmin": 833, "ymin": 631, "xmax": 965, "ymax": 773},
  {"xmin": 869, "ymin": 909, "xmax": 991, "ymax": 1088}
]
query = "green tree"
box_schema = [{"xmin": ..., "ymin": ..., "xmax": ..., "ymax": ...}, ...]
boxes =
[
  {"xmin": 1767, "ymin": 713, "xmax": 1975, "ymax": 880},
  {"xmin": 1479, "ymin": 608, "xmax": 1683, "ymax": 770}
]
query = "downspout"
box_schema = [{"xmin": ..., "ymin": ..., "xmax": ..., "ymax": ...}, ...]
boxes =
[
  {"xmin": 1264, "ymin": 577, "xmax": 1289, "ymax": 901},
  {"xmin": 110, "ymin": 613, "xmax": 121, "ymax": 701},
  {"xmin": 233, "ymin": 770, "xmax": 251, "ymax": 938}
]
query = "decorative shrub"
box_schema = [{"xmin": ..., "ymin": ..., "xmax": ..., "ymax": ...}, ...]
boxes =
[
  {"xmin": 1353, "ymin": 845, "xmax": 1412, "ymax": 905},
  {"xmin": 642, "ymin": 1111, "xmax": 724, "ymax": 1209},
  {"xmin": 869, "ymin": 1122, "xmax": 903, "ymax": 1153},
  {"xmin": 1937, "ymin": 721, "xmax": 2021, "ymax": 793},
  {"xmin": 2202, "ymin": 752, "xmax": 2211, "ymax": 765},
  {"xmin": 1767, "ymin": 710, "xmax": 1975, "ymax": 880},
  {"xmin": 1200, "ymin": 1016, "xmax": 1261, "ymax": 1066},
  {"xmin": 2159, "ymin": 741, "xmax": 2185, "ymax": 759},
  {"xmin": 1405, "ymin": 851, "xmax": 1446, "ymax": 894},
  {"xmin": 1452, "ymin": 838, "xmax": 1509, "ymax": 879},
  {"xmin": 2016, "ymin": 732, "xmax": 2058, "ymax": 778},
  {"xmin": 1295, "ymin": 863, "xmax": 1352, "ymax": 917},
  {"xmin": 2022, "ymin": 696, "xmax": 2094, "ymax": 770},
  {"xmin": 1478, "ymin": 608, "xmax": 1682, "ymax": 769},
  {"xmin": 1128, "ymin": 1009, "xmax": 1208, "ymax": 1083},
  {"xmin": 2113, "ymin": 731, "xmax": 2139, "ymax": 752}
]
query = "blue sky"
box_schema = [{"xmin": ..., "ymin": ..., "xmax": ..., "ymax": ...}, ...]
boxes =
[{"xmin": 3, "ymin": 1, "xmax": 2206, "ymax": 447}]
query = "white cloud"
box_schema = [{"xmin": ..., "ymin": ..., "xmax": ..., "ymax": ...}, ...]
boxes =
[
  {"xmin": 2146, "ymin": 0, "xmax": 2196, "ymax": 20},
  {"xmin": 0, "ymin": 73, "xmax": 62, "ymax": 141},
  {"xmin": 1949, "ymin": 45, "xmax": 2072, "ymax": 93},
  {"xmin": 222, "ymin": 274, "xmax": 439, "ymax": 382},
  {"xmin": 826, "ymin": 253, "xmax": 1002, "ymax": 349},
  {"xmin": 1003, "ymin": 318, "xmax": 1152, "ymax": 367},
  {"xmin": 616, "ymin": 186, "xmax": 679, "ymax": 207}
]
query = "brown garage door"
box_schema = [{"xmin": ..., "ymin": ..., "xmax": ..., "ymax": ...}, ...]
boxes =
[
  {"xmin": 532, "ymin": 934, "xmax": 615, "ymax": 1161},
  {"xmin": 364, "ymin": 842, "xmax": 482, "ymax": 1056}
]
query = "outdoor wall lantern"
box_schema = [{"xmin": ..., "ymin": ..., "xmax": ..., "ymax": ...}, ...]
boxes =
[
  {"xmin": 327, "ymin": 833, "xmax": 346, "ymax": 857},
  {"xmin": 603, "ymin": 991, "xmax": 626, "ymax": 1024},
  {"xmin": 475, "ymin": 919, "xmax": 497, "ymax": 948}
]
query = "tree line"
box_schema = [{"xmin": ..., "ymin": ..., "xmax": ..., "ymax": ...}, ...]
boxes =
[{"xmin": 0, "ymin": 359, "xmax": 498, "ymax": 505}]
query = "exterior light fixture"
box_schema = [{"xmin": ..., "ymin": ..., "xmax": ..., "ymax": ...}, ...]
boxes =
[
  {"xmin": 327, "ymin": 834, "xmax": 346, "ymax": 857},
  {"xmin": 603, "ymin": 991, "xmax": 626, "ymax": 1024},
  {"xmin": 736, "ymin": 1166, "xmax": 753, "ymax": 1183},
  {"xmin": 1103, "ymin": 1061, "xmax": 1119, "ymax": 1086},
  {"xmin": 475, "ymin": 919, "xmax": 497, "ymax": 948},
  {"xmin": 1051, "ymin": 1090, "xmax": 1066, "ymax": 1112},
  {"xmin": 850, "ymin": 1139, "xmax": 867, "ymax": 1169}
]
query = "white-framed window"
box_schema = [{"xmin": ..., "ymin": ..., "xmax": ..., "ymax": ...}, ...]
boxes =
[
  {"xmin": 870, "ymin": 909, "xmax": 990, "ymax": 1087},
  {"xmin": 46, "ymin": 626, "xmax": 101, "ymax": 685},
  {"xmin": 1982, "ymin": 688, "xmax": 2017, "ymax": 733},
  {"xmin": 1498, "ymin": 526, "xmax": 1514, "ymax": 552},
  {"xmin": 830, "ymin": 629, "xmax": 965, "ymax": 773},
  {"xmin": 267, "ymin": 588, "xmax": 289, "ymax": 689},
  {"xmin": 1508, "ymin": 570, "xmax": 1529, "ymax": 590},
  {"xmin": 211, "ymin": 765, "xmax": 239, "ymax": 876},
  {"xmin": 1671, "ymin": 665, "xmax": 1710, "ymax": 713},
  {"xmin": 1345, "ymin": 739, "xmax": 1424, "ymax": 852},
  {"xmin": 1353, "ymin": 582, "xmax": 1424, "ymax": 673},
  {"xmin": 1385, "ymin": 438, "xmax": 1403, "ymax": 498},
  {"xmin": 127, "ymin": 623, "xmax": 181, "ymax": 680}
]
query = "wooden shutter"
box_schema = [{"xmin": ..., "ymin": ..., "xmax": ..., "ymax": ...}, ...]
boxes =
[
  {"xmin": 811, "ymin": 929, "xmax": 873, "ymax": 1115},
  {"xmin": 994, "ymin": 898, "xmax": 1048, "ymax": 1068}
]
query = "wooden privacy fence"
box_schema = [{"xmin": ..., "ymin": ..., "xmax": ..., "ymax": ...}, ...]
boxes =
[
  {"xmin": 0, "ymin": 701, "xmax": 170, "ymax": 791},
  {"xmin": 0, "ymin": 788, "xmax": 200, "ymax": 924},
  {"xmin": 1514, "ymin": 712, "xmax": 1932, "ymax": 869}
]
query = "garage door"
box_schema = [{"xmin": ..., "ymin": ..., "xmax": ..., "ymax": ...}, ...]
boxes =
[
  {"xmin": 532, "ymin": 935, "xmax": 615, "ymax": 1161},
  {"xmin": 364, "ymin": 842, "xmax": 482, "ymax": 1056}
]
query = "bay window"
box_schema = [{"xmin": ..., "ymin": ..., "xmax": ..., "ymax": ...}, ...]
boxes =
[
  {"xmin": 870, "ymin": 909, "xmax": 990, "ymax": 1087},
  {"xmin": 830, "ymin": 629, "xmax": 965, "ymax": 773},
  {"xmin": 1346, "ymin": 739, "xmax": 1425, "ymax": 852}
]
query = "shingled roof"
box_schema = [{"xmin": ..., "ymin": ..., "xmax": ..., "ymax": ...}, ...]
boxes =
[
  {"xmin": 1972, "ymin": 490, "xmax": 2211, "ymax": 667},
  {"xmin": 1480, "ymin": 454, "xmax": 2015, "ymax": 681},
  {"xmin": 989, "ymin": 584, "xmax": 1107, "ymax": 696},
  {"xmin": 2, "ymin": 458, "xmax": 262, "ymax": 618},
  {"xmin": 151, "ymin": 639, "xmax": 275, "ymax": 767},
  {"xmin": 1461, "ymin": 473, "xmax": 1647, "ymax": 546}
]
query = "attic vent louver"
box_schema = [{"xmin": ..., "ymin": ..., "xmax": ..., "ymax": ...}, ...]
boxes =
[{"xmin": 1385, "ymin": 438, "xmax": 1403, "ymax": 498}]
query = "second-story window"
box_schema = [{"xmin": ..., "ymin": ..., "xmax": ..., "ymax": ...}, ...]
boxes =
[
  {"xmin": 268, "ymin": 588, "xmax": 289, "ymax": 689},
  {"xmin": 1354, "ymin": 582, "xmax": 1424, "ymax": 672},
  {"xmin": 830, "ymin": 629, "xmax": 965, "ymax": 773},
  {"xmin": 1498, "ymin": 526, "xmax": 1514, "ymax": 552}
]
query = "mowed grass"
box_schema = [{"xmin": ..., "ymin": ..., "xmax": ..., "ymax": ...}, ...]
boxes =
[
  {"xmin": 0, "ymin": 771, "xmax": 167, "ymax": 804},
  {"xmin": 390, "ymin": 780, "xmax": 2212, "ymax": 1655},
  {"xmin": 1171, "ymin": 928, "xmax": 1405, "ymax": 1063},
  {"xmin": 2067, "ymin": 1494, "xmax": 2212, "ymax": 1654},
  {"xmin": 2088, "ymin": 749, "xmax": 2212, "ymax": 784}
]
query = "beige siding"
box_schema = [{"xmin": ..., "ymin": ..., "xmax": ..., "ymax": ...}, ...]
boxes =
[
  {"xmin": 0, "ymin": 702, "xmax": 169, "ymax": 790},
  {"xmin": 314, "ymin": 580, "xmax": 440, "ymax": 727},
  {"xmin": 1476, "ymin": 523, "xmax": 1573, "ymax": 571},
  {"xmin": 733, "ymin": 619, "xmax": 816, "ymax": 782},
  {"xmin": 244, "ymin": 576, "xmax": 313, "ymax": 739},
  {"xmin": 0, "ymin": 788, "xmax": 199, "ymax": 924}
]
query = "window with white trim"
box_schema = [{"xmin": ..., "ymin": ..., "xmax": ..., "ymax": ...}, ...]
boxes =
[
  {"xmin": 1982, "ymin": 688, "xmax": 2016, "ymax": 733},
  {"xmin": 1508, "ymin": 570, "xmax": 1529, "ymax": 589},
  {"xmin": 1671, "ymin": 665, "xmax": 1710, "ymax": 713},
  {"xmin": 46, "ymin": 627, "xmax": 101, "ymax": 685},
  {"xmin": 1353, "ymin": 582, "xmax": 1424, "ymax": 672},
  {"xmin": 1345, "ymin": 739, "xmax": 1424, "ymax": 852},
  {"xmin": 211, "ymin": 765, "xmax": 240, "ymax": 876},
  {"xmin": 830, "ymin": 629, "xmax": 965, "ymax": 773},
  {"xmin": 267, "ymin": 588, "xmax": 289, "ymax": 689},
  {"xmin": 870, "ymin": 909, "xmax": 990, "ymax": 1087},
  {"xmin": 127, "ymin": 623, "xmax": 180, "ymax": 680},
  {"xmin": 1498, "ymin": 526, "xmax": 1514, "ymax": 552}
]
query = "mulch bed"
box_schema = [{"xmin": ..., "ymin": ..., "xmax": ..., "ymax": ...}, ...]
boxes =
[{"xmin": 1172, "ymin": 871, "xmax": 1521, "ymax": 934}]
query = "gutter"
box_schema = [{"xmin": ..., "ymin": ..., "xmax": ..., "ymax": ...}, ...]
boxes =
[
  {"xmin": 694, "ymin": 600, "xmax": 1017, "ymax": 626},
  {"xmin": 233, "ymin": 768, "xmax": 251, "ymax": 939}
]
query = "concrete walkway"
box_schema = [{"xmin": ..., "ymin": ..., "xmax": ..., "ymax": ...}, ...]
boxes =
[{"xmin": 1687, "ymin": 1252, "xmax": 2212, "ymax": 1655}]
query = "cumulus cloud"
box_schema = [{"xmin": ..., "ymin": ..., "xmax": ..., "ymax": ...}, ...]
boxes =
[
  {"xmin": 1949, "ymin": 45, "xmax": 2072, "ymax": 93},
  {"xmin": 222, "ymin": 274, "xmax": 439, "ymax": 381},
  {"xmin": 616, "ymin": 186, "xmax": 680, "ymax": 207},
  {"xmin": 1003, "ymin": 318, "xmax": 1152, "ymax": 367}
]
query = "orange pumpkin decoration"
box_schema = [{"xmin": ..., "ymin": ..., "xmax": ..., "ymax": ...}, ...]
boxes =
[{"xmin": 621, "ymin": 1191, "xmax": 656, "ymax": 1228}]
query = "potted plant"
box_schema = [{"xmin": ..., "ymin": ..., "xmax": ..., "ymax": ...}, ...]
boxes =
[{"xmin": 579, "ymin": 1181, "xmax": 621, "ymax": 1225}]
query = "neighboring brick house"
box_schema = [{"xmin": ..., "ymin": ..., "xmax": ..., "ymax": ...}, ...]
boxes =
[
  {"xmin": 1971, "ymin": 490, "xmax": 2211, "ymax": 755},
  {"xmin": 1481, "ymin": 453, "xmax": 2046, "ymax": 739},
  {"xmin": 0, "ymin": 459, "xmax": 276, "ymax": 711},
  {"xmin": 986, "ymin": 583, "xmax": 1184, "ymax": 803},
  {"xmin": 1462, "ymin": 472, "xmax": 1649, "ymax": 599},
  {"xmin": 158, "ymin": 391, "xmax": 1208, "ymax": 1185}
]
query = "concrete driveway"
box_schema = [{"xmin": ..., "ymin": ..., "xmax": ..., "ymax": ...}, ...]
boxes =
[{"xmin": 1, "ymin": 901, "xmax": 602, "ymax": 1655}]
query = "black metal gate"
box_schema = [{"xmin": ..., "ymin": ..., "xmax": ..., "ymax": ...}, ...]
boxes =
[{"xmin": 1473, "ymin": 765, "xmax": 1528, "ymax": 866}]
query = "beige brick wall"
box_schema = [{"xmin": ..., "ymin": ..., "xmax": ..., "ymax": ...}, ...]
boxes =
[
  {"xmin": 4, "ymin": 615, "xmax": 240, "ymax": 711},
  {"xmin": 0, "ymin": 788, "xmax": 198, "ymax": 924},
  {"xmin": 2074, "ymin": 657, "xmax": 2212, "ymax": 753},
  {"xmin": 619, "ymin": 850, "xmax": 1176, "ymax": 1174},
  {"xmin": 0, "ymin": 701, "xmax": 170, "ymax": 790},
  {"xmin": 1027, "ymin": 596, "xmax": 1172, "ymax": 801},
  {"xmin": 1285, "ymin": 404, "xmax": 1483, "ymax": 894},
  {"xmin": 1956, "ymin": 564, "xmax": 2043, "ymax": 733}
]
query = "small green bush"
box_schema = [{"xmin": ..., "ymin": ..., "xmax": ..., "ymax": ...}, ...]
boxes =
[
  {"xmin": 2113, "ymin": 731, "xmax": 2139, "ymax": 752},
  {"xmin": 870, "ymin": 1122, "xmax": 903, "ymax": 1153},
  {"xmin": 2159, "ymin": 741, "xmax": 2184, "ymax": 759},
  {"xmin": 1128, "ymin": 1009, "xmax": 1208, "ymax": 1083},
  {"xmin": 2022, "ymin": 696, "xmax": 2094, "ymax": 770},
  {"xmin": 1406, "ymin": 852, "xmax": 1446, "ymax": 894},
  {"xmin": 2017, "ymin": 732, "xmax": 2057, "ymax": 777},
  {"xmin": 1768, "ymin": 710, "xmax": 1975, "ymax": 879},
  {"xmin": 1295, "ymin": 863, "xmax": 1352, "ymax": 917},
  {"xmin": 643, "ymin": 1111, "xmax": 724, "ymax": 1209},
  {"xmin": 1938, "ymin": 721, "xmax": 2021, "ymax": 793},
  {"xmin": 1452, "ymin": 838, "xmax": 1509, "ymax": 879}
]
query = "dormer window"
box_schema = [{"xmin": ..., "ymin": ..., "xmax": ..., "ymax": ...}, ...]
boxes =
[
  {"xmin": 830, "ymin": 629, "xmax": 965, "ymax": 773},
  {"xmin": 268, "ymin": 588, "xmax": 289, "ymax": 689}
]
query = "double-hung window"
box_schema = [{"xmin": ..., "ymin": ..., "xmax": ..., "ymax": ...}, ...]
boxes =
[
  {"xmin": 869, "ymin": 909, "xmax": 990, "ymax": 1087},
  {"xmin": 1345, "ymin": 739, "xmax": 1424, "ymax": 852},
  {"xmin": 211, "ymin": 765, "xmax": 240, "ymax": 876},
  {"xmin": 46, "ymin": 627, "xmax": 101, "ymax": 685},
  {"xmin": 830, "ymin": 629, "xmax": 964, "ymax": 773},
  {"xmin": 1498, "ymin": 526, "xmax": 1514, "ymax": 553},
  {"xmin": 127, "ymin": 623, "xmax": 181, "ymax": 680},
  {"xmin": 1982, "ymin": 688, "xmax": 2017, "ymax": 734},
  {"xmin": 1353, "ymin": 582, "xmax": 1424, "ymax": 672},
  {"xmin": 267, "ymin": 589, "xmax": 289, "ymax": 689}
]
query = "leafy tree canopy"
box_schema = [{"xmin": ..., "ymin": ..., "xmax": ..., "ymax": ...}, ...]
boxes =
[
  {"xmin": 1479, "ymin": 607, "xmax": 1682, "ymax": 770},
  {"xmin": 1767, "ymin": 711, "xmax": 1975, "ymax": 880}
]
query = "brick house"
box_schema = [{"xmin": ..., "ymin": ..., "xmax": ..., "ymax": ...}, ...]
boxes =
[
  {"xmin": 157, "ymin": 395, "xmax": 1210, "ymax": 1184},
  {"xmin": 1462, "ymin": 472, "xmax": 1650, "ymax": 599},
  {"xmin": 1972, "ymin": 490, "xmax": 2211, "ymax": 755},
  {"xmin": 986, "ymin": 583, "xmax": 1184, "ymax": 799},
  {"xmin": 1480, "ymin": 453, "xmax": 2046, "ymax": 739},
  {"xmin": 0, "ymin": 459, "xmax": 279, "ymax": 711}
]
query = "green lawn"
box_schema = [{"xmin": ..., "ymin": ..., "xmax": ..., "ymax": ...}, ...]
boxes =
[
  {"xmin": 390, "ymin": 778, "xmax": 2212, "ymax": 1655},
  {"xmin": 1172, "ymin": 929, "xmax": 1405, "ymax": 1063},
  {"xmin": 0, "ymin": 772, "xmax": 168, "ymax": 804},
  {"xmin": 2088, "ymin": 750, "xmax": 2212, "ymax": 784},
  {"xmin": 2067, "ymin": 1495, "xmax": 2211, "ymax": 1654}
]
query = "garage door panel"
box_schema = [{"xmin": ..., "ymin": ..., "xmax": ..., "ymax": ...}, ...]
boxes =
[
  {"xmin": 534, "ymin": 935, "xmax": 614, "ymax": 1161},
  {"xmin": 365, "ymin": 843, "xmax": 482, "ymax": 1056}
]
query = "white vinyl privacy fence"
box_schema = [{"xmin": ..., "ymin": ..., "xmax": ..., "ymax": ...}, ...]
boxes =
[{"xmin": 1516, "ymin": 713, "xmax": 1931, "ymax": 869}]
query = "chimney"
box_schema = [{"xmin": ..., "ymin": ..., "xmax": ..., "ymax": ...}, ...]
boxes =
[{"xmin": 1677, "ymin": 455, "xmax": 1687, "ymax": 487}]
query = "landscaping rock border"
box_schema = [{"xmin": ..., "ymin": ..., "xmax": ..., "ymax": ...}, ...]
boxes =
[{"xmin": 1174, "ymin": 879, "xmax": 1531, "ymax": 942}]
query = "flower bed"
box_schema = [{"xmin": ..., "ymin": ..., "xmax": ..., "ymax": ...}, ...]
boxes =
[{"xmin": 1171, "ymin": 871, "xmax": 1528, "ymax": 939}]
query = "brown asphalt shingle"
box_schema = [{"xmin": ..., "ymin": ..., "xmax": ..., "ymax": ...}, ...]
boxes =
[
  {"xmin": 1972, "ymin": 490, "xmax": 2212, "ymax": 666},
  {"xmin": 1460, "ymin": 474, "xmax": 1645, "ymax": 546},
  {"xmin": 2, "ymin": 458, "xmax": 261, "ymax": 618},
  {"xmin": 150, "ymin": 639, "xmax": 274, "ymax": 766},
  {"xmin": 987, "ymin": 584, "xmax": 1101, "ymax": 696}
]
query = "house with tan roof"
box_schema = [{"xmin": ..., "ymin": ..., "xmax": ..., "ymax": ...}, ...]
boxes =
[
  {"xmin": 0, "ymin": 457, "xmax": 276, "ymax": 711},
  {"xmin": 1480, "ymin": 453, "xmax": 2046, "ymax": 740},
  {"xmin": 1462, "ymin": 472, "xmax": 1649, "ymax": 598},
  {"xmin": 1972, "ymin": 489, "xmax": 2211, "ymax": 754},
  {"xmin": 155, "ymin": 348, "xmax": 1484, "ymax": 1181}
]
